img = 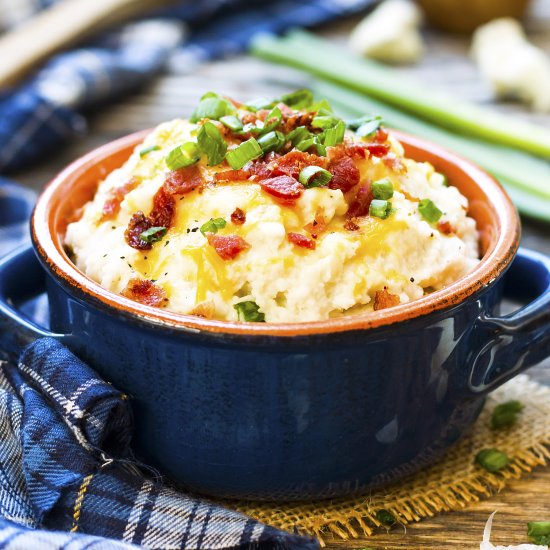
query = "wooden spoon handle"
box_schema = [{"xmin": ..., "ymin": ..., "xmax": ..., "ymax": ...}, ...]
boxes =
[{"xmin": 0, "ymin": 0, "xmax": 172, "ymax": 89}]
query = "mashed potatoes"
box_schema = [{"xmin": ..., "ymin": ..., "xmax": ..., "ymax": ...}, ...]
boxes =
[{"xmin": 65, "ymin": 91, "xmax": 479, "ymax": 322}]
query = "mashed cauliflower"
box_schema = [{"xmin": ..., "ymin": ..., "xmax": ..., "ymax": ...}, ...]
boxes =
[{"xmin": 65, "ymin": 91, "xmax": 479, "ymax": 323}]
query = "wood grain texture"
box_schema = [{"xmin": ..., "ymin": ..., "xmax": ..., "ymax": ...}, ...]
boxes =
[{"xmin": 11, "ymin": 1, "xmax": 550, "ymax": 547}]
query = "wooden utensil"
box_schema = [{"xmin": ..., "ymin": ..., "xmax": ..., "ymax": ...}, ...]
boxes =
[{"xmin": 0, "ymin": 0, "xmax": 176, "ymax": 89}]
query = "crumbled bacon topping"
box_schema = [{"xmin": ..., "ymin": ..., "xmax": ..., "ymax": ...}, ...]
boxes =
[
  {"xmin": 328, "ymin": 155, "xmax": 360, "ymax": 193},
  {"xmin": 287, "ymin": 232, "xmax": 316, "ymax": 250},
  {"xmin": 214, "ymin": 169, "xmax": 250, "ymax": 182},
  {"xmin": 206, "ymin": 234, "xmax": 250, "ymax": 260},
  {"xmin": 373, "ymin": 128, "xmax": 389, "ymax": 143},
  {"xmin": 438, "ymin": 220, "xmax": 456, "ymax": 235},
  {"xmin": 102, "ymin": 177, "xmax": 140, "ymax": 220},
  {"xmin": 258, "ymin": 175, "xmax": 303, "ymax": 199},
  {"xmin": 347, "ymin": 185, "xmax": 373, "ymax": 218},
  {"xmin": 304, "ymin": 209, "xmax": 327, "ymax": 239},
  {"xmin": 267, "ymin": 150, "xmax": 327, "ymax": 179},
  {"xmin": 344, "ymin": 218, "xmax": 360, "ymax": 231},
  {"xmin": 231, "ymin": 207, "xmax": 246, "ymax": 225},
  {"xmin": 190, "ymin": 301, "xmax": 215, "ymax": 319},
  {"xmin": 365, "ymin": 143, "xmax": 390, "ymax": 157},
  {"xmin": 121, "ymin": 278, "xmax": 167, "ymax": 307},
  {"xmin": 373, "ymin": 289, "xmax": 400, "ymax": 311},
  {"xmin": 125, "ymin": 166, "xmax": 203, "ymax": 250}
]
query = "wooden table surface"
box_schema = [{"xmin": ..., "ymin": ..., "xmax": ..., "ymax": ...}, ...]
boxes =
[{"xmin": 15, "ymin": 2, "xmax": 550, "ymax": 548}]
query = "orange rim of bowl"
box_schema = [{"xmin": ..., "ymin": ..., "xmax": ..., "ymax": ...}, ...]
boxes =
[{"xmin": 32, "ymin": 129, "xmax": 520, "ymax": 337}]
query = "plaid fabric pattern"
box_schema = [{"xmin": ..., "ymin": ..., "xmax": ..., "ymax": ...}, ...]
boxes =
[
  {"xmin": 0, "ymin": 0, "xmax": 375, "ymax": 173},
  {"xmin": 0, "ymin": 339, "xmax": 319, "ymax": 549}
]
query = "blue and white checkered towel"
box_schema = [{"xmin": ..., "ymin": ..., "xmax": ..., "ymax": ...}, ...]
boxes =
[{"xmin": 0, "ymin": 338, "xmax": 319, "ymax": 549}]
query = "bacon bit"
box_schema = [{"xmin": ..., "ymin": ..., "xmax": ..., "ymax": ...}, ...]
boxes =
[
  {"xmin": 125, "ymin": 211, "xmax": 153, "ymax": 250},
  {"xmin": 207, "ymin": 234, "xmax": 250, "ymax": 260},
  {"xmin": 102, "ymin": 177, "xmax": 140, "ymax": 220},
  {"xmin": 347, "ymin": 185, "xmax": 373, "ymax": 218},
  {"xmin": 374, "ymin": 128, "xmax": 389, "ymax": 143},
  {"xmin": 280, "ymin": 111, "xmax": 315, "ymax": 134},
  {"xmin": 345, "ymin": 142, "xmax": 370, "ymax": 159},
  {"xmin": 121, "ymin": 278, "xmax": 167, "ymax": 307},
  {"xmin": 231, "ymin": 207, "xmax": 246, "ymax": 225},
  {"xmin": 328, "ymin": 155, "xmax": 360, "ymax": 193},
  {"xmin": 267, "ymin": 150, "xmax": 327, "ymax": 179},
  {"xmin": 366, "ymin": 143, "xmax": 391, "ymax": 157},
  {"xmin": 288, "ymin": 232, "xmax": 316, "ymax": 250},
  {"xmin": 164, "ymin": 165, "xmax": 202, "ymax": 195},
  {"xmin": 383, "ymin": 153, "xmax": 406, "ymax": 173},
  {"xmin": 304, "ymin": 208, "xmax": 328, "ymax": 239},
  {"xmin": 241, "ymin": 112, "xmax": 258, "ymax": 125},
  {"xmin": 214, "ymin": 169, "xmax": 251, "ymax": 182},
  {"xmin": 125, "ymin": 166, "xmax": 203, "ymax": 250},
  {"xmin": 258, "ymin": 175, "xmax": 303, "ymax": 199},
  {"xmin": 438, "ymin": 220, "xmax": 456, "ymax": 235},
  {"xmin": 190, "ymin": 301, "xmax": 215, "ymax": 319},
  {"xmin": 373, "ymin": 289, "xmax": 400, "ymax": 311},
  {"xmin": 344, "ymin": 218, "xmax": 360, "ymax": 231}
]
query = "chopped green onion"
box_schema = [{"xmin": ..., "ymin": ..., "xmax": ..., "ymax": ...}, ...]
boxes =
[
  {"xmin": 296, "ymin": 138, "xmax": 315, "ymax": 152},
  {"xmin": 312, "ymin": 114, "xmax": 340, "ymax": 129},
  {"xmin": 139, "ymin": 226, "xmax": 167, "ymax": 244},
  {"xmin": 241, "ymin": 122, "xmax": 263, "ymax": 135},
  {"xmin": 314, "ymin": 137, "xmax": 327, "ymax": 156},
  {"xmin": 280, "ymin": 89, "xmax": 313, "ymax": 110},
  {"xmin": 260, "ymin": 106, "xmax": 282, "ymax": 135},
  {"xmin": 139, "ymin": 145, "xmax": 160, "ymax": 157},
  {"xmin": 197, "ymin": 121, "xmax": 227, "ymax": 166},
  {"xmin": 369, "ymin": 199, "xmax": 392, "ymax": 219},
  {"xmin": 190, "ymin": 96, "xmax": 234, "ymax": 123},
  {"xmin": 372, "ymin": 178, "xmax": 394, "ymax": 200},
  {"xmin": 257, "ymin": 131, "xmax": 286, "ymax": 154},
  {"xmin": 322, "ymin": 120, "xmax": 346, "ymax": 146},
  {"xmin": 491, "ymin": 400, "xmax": 524, "ymax": 429},
  {"xmin": 310, "ymin": 98, "xmax": 333, "ymax": 112},
  {"xmin": 220, "ymin": 115, "xmax": 243, "ymax": 132},
  {"xmin": 226, "ymin": 138, "xmax": 263, "ymax": 169},
  {"xmin": 234, "ymin": 300, "xmax": 265, "ymax": 322},
  {"xmin": 527, "ymin": 522, "xmax": 550, "ymax": 545},
  {"xmin": 418, "ymin": 199, "xmax": 443, "ymax": 223},
  {"xmin": 299, "ymin": 166, "xmax": 332, "ymax": 188},
  {"xmin": 166, "ymin": 142, "xmax": 201, "ymax": 170},
  {"xmin": 200, "ymin": 217, "xmax": 227, "ymax": 235},
  {"xmin": 357, "ymin": 119, "xmax": 383, "ymax": 138},
  {"xmin": 200, "ymin": 91, "xmax": 218, "ymax": 100},
  {"xmin": 245, "ymin": 97, "xmax": 277, "ymax": 112},
  {"xmin": 475, "ymin": 448, "xmax": 510, "ymax": 472},
  {"xmin": 287, "ymin": 126, "xmax": 311, "ymax": 145},
  {"xmin": 376, "ymin": 510, "xmax": 396, "ymax": 527}
]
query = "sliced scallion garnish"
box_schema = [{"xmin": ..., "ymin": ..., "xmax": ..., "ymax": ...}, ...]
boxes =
[
  {"xmin": 220, "ymin": 115, "xmax": 243, "ymax": 132},
  {"xmin": 197, "ymin": 121, "xmax": 227, "ymax": 166},
  {"xmin": 287, "ymin": 126, "xmax": 311, "ymax": 146},
  {"xmin": 234, "ymin": 300, "xmax": 266, "ymax": 322},
  {"xmin": 226, "ymin": 138, "xmax": 263, "ymax": 169},
  {"xmin": 475, "ymin": 448, "xmax": 510, "ymax": 472},
  {"xmin": 190, "ymin": 94, "xmax": 234, "ymax": 123},
  {"xmin": 200, "ymin": 217, "xmax": 227, "ymax": 235},
  {"xmin": 245, "ymin": 97, "xmax": 277, "ymax": 112},
  {"xmin": 280, "ymin": 89, "xmax": 313, "ymax": 109},
  {"xmin": 298, "ymin": 165, "xmax": 332, "ymax": 188},
  {"xmin": 257, "ymin": 130, "xmax": 285, "ymax": 154},
  {"xmin": 139, "ymin": 145, "xmax": 160, "ymax": 157},
  {"xmin": 418, "ymin": 199, "xmax": 442, "ymax": 223},
  {"xmin": 139, "ymin": 226, "xmax": 167, "ymax": 244},
  {"xmin": 260, "ymin": 106, "xmax": 282, "ymax": 135},
  {"xmin": 372, "ymin": 178, "xmax": 394, "ymax": 200},
  {"xmin": 322, "ymin": 119, "xmax": 346, "ymax": 146},
  {"xmin": 312, "ymin": 114, "xmax": 340, "ymax": 129},
  {"xmin": 166, "ymin": 142, "xmax": 201, "ymax": 170},
  {"xmin": 369, "ymin": 199, "xmax": 392, "ymax": 219},
  {"xmin": 295, "ymin": 137, "xmax": 315, "ymax": 152}
]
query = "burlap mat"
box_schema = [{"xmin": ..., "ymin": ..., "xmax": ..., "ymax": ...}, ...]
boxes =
[{"xmin": 230, "ymin": 375, "xmax": 550, "ymax": 545}]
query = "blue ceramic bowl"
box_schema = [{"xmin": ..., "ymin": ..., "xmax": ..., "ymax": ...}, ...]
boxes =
[{"xmin": 0, "ymin": 131, "xmax": 549, "ymax": 501}]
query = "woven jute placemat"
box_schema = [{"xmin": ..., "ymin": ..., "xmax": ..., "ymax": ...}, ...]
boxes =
[{"xmin": 230, "ymin": 375, "xmax": 550, "ymax": 544}]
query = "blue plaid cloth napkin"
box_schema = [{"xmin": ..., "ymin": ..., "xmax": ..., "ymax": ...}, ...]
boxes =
[
  {"xmin": 0, "ymin": 338, "xmax": 319, "ymax": 549},
  {"xmin": 0, "ymin": 0, "xmax": 375, "ymax": 174}
]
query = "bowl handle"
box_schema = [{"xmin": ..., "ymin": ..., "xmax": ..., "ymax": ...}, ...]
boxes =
[
  {"xmin": 468, "ymin": 247, "xmax": 550, "ymax": 395},
  {"xmin": 0, "ymin": 246, "xmax": 67, "ymax": 359}
]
